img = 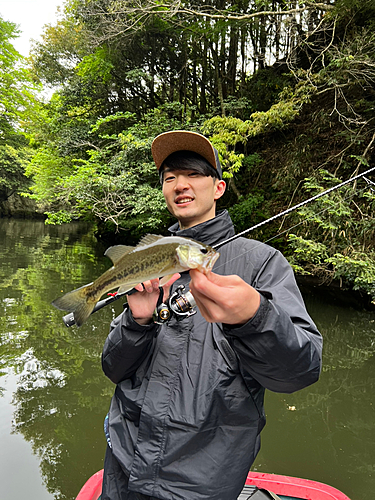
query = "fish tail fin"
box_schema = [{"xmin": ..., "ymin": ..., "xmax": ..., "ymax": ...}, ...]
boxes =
[{"xmin": 52, "ymin": 283, "xmax": 96, "ymax": 327}]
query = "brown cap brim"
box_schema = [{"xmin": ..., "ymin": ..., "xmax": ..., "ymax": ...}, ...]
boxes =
[{"xmin": 151, "ymin": 130, "xmax": 221, "ymax": 178}]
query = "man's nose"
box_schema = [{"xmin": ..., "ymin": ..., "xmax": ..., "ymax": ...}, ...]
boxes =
[{"xmin": 174, "ymin": 175, "xmax": 189, "ymax": 191}]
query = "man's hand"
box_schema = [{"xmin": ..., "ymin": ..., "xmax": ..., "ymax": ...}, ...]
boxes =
[
  {"xmin": 127, "ymin": 274, "xmax": 181, "ymax": 325},
  {"xmin": 189, "ymin": 270, "xmax": 261, "ymax": 325}
]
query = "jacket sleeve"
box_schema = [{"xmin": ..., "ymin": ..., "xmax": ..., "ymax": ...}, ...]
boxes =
[
  {"xmin": 224, "ymin": 248, "xmax": 323, "ymax": 394},
  {"xmin": 101, "ymin": 307, "xmax": 160, "ymax": 384}
]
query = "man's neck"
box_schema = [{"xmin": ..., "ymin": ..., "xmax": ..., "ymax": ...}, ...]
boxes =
[{"xmin": 178, "ymin": 215, "xmax": 215, "ymax": 231}]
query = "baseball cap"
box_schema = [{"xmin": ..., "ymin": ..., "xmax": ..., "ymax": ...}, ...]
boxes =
[{"xmin": 151, "ymin": 130, "xmax": 223, "ymax": 179}]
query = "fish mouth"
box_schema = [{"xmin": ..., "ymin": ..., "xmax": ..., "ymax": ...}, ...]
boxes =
[{"xmin": 202, "ymin": 250, "xmax": 220, "ymax": 273}]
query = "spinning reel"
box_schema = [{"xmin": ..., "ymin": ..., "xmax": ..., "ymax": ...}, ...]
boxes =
[{"xmin": 154, "ymin": 284, "xmax": 197, "ymax": 324}]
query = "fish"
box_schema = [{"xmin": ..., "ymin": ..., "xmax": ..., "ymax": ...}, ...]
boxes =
[{"xmin": 52, "ymin": 234, "xmax": 219, "ymax": 327}]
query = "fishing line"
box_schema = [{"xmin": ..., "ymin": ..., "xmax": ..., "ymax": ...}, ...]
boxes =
[
  {"xmin": 363, "ymin": 177, "xmax": 375, "ymax": 191},
  {"xmin": 213, "ymin": 181, "xmax": 372, "ymax": 273},
  {"xmin": 212, "ymin": 165, "xmax": 375, "ymax": 251}
]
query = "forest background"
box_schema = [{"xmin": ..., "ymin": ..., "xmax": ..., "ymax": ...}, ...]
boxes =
[{"xmin": 1, "ymin": 0, "xmax": 375, "ymax": 303}]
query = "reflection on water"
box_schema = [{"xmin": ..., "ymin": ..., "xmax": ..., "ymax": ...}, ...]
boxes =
[
  {"xmin": 0, "ymin": 219, "xmax": 374, "ymax": 500},
  {"xmin": 1, "ymin": 374, "xmax": 53, "ymax": 499},
  {"xmin": 0, "ymin": 219, "xmax": 118, "ymax": 499}
]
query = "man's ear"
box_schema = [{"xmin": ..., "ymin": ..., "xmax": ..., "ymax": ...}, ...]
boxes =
[{"xmin": 214, "ymin": 179, "xmax": 226, "ymax": 201}]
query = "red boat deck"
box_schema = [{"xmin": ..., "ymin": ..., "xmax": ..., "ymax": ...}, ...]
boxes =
[
  {"xmin": 245, "ymin": 472, "xmax": 351, "ymax": 500},
  {"xmin": 76, "ymin": 470, "xmax": 103, "ymax": 500},
  {"xmin": 75, "ymin": 469, "xmax": 351, "ymax": 500}
]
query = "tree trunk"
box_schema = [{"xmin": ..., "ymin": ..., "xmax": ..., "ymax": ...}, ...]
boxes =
[
  {"xmin": 211, "ymin": 44, "xmax": 226, "ymax": 117},
  {"xmin": 228, "ymin": 26, "xmax": 239, "ymax": 95}
]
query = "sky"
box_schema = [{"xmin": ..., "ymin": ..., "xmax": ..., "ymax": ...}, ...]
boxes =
[{"xmin": 1, "ymin": 0, "xmax": 64, "ymax": 56}]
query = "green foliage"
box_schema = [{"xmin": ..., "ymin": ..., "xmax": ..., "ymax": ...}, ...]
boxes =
[
  {"xmin": 0, "ymin": 15, "xmax": 40, "ymax": 205},
  {"xmin": 285, "ymin": 168, "xmax": 375, "ymax": 298},
  {"xmin": 203, "ymin": 116, "xmax": 247, "ymax": 178},
  {"xmin": 333, "ymin": 0, "xmax": 375, "ymax": 29},
  {"xmin": 326, "ymin": 252, "xmax": 375, "ymax": 301},
  {"xmin": 248, "ymin": 99, "xmax": 301, "ymax": 136},
  {"xmin": 25, "ymin": 105, "xmax": 190, "ymax": 235},
  {"xmin": 0, "ymin": 144, "xmax": 31, "ymax": 201},
  {"xmin": 242, "ymin": 68, "xmax": 292, "ymax": 114},
  {"xmin": 228, "ymin": 191, "xmax": 265, "ymax": 232},
  {"xmin": 288, "ymin": 235, "xmax": 329, "ymax": 273},
  {"xmin": 29, "ymin": 8, "xmax": 87, "ymax": 86},
  {"xmin": 0, "ymin": 17, "xmax": 39, "ymax": 131},
  {"xmin": 24, "ymin": 147, "xmax": 75, "ymax": 207},
  {"xmin": 222, "ymin": 96, "xmax": 252, "ymax": 119},
  {"xmin": 296, "ymin": 170, "xmax": 353, "ymax": 239},
  {"xmin": 76, "ymin": 46, "xmax": 114, "ymax": 84},
  {"xmin": 202, "ymin": 85, "xmax": 310, "ymax": 178}
]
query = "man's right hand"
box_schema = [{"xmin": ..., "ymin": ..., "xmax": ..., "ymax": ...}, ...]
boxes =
[{"xmin": 127, "ymin": 273, "xmax": 181, "ymax": 325}]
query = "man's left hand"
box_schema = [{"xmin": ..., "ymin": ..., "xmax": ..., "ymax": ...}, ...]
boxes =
[{"xmin": 189, "ymin": 270, "xmax": 261, "ymax": 325}]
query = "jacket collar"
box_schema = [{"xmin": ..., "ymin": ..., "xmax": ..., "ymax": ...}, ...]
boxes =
[{"xmin": 168, "ymin": 210, "xmax": 235, "ymax": 247}]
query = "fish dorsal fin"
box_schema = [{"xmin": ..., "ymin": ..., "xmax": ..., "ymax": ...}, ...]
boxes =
[
  {"xmin": 104, "ymin": 245, "xmax": 134, "ymax": 265},
  {"xmin": 136, "ymin": 234, "xmax": 165, "ymax": 248}
]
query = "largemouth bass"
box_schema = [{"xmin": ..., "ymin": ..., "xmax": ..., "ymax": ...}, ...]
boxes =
[{"xmin": 52, "ymin": 234, "xmax": 219, "ymax": 327}]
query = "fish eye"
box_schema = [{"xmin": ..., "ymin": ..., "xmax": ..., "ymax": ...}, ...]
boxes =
[{"xmin": 200, "ymin": 248, "xmax": 208, "ymax": 254}]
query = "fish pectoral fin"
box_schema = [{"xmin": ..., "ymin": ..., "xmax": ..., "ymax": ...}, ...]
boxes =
[
  {"xmin": 136, "ymin": 234, "xmax": 165, "ymax": 247},
  {"xmin": 117, "ymin": 282, "xmax": 140, "ymax": 294},
  {"xmin": 159, "ymin": 274, "xmax": 175, "ymax": 286},
  {"xmin": 104, "ymin": 245, "xmax": 134, "ymax": 265}
]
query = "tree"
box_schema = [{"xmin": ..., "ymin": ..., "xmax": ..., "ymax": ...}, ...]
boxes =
[
  {"xmin": 0, "ymin": 15, "xmax": 39, "ymax": 203},
  {"xmin": 0, "ymin": 17, "xmax": 38, "ymax": 138},
  {"xmin": 23, "ymin": 0, "xmax": 375, "ymax": 299}
]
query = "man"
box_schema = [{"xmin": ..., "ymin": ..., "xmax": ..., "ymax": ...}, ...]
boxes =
[{"xmin": 101, "ymin": 131, "xmax": 323, "ymax": 500}]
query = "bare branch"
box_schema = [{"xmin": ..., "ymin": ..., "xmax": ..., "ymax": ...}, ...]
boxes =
[{"xmin": 81, "ymin": 0, "xmax": 334, "ymax": 45}]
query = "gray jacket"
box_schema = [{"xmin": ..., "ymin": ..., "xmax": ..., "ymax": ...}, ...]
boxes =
[{"xmin": 102, "ymin": 210, "xmax": 323, "ymax": 500}]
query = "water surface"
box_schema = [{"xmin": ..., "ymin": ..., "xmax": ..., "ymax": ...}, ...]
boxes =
[{"xmin": 0, "ymin": 218, "xmax": 374, "ymax": 499}]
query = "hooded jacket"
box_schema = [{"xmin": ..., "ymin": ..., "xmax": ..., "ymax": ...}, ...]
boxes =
[{"xmin": 102, "ymin": 210, "xmax": 323, "ymax": 500}]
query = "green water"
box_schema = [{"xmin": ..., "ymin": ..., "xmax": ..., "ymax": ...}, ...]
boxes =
[{"xmin": 0, "ymin": 218, "xmax": 374, "ymax": 500}]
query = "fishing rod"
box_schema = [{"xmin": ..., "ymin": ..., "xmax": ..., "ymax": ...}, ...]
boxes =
[
  {"xmin": 212, "ymin": 165, "xmax": 375, "ymax": 250},
  {"xmin": 62, "ymin": 284, "xmax": 197, "ymax": 327},
  {"xmin": 62, "ymin": 165, "xmax": 375, "ymax": 327}
]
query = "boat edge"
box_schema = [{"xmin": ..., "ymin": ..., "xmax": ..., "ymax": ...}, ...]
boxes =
[{"xmin": 246, "ymin": 471, "xmax": 351, "ymax": 500}]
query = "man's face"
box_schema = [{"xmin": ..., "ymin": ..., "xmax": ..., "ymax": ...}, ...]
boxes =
[{"xmin": 162, "ymin": 168, "xmax": 226, "ymax": 229}]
